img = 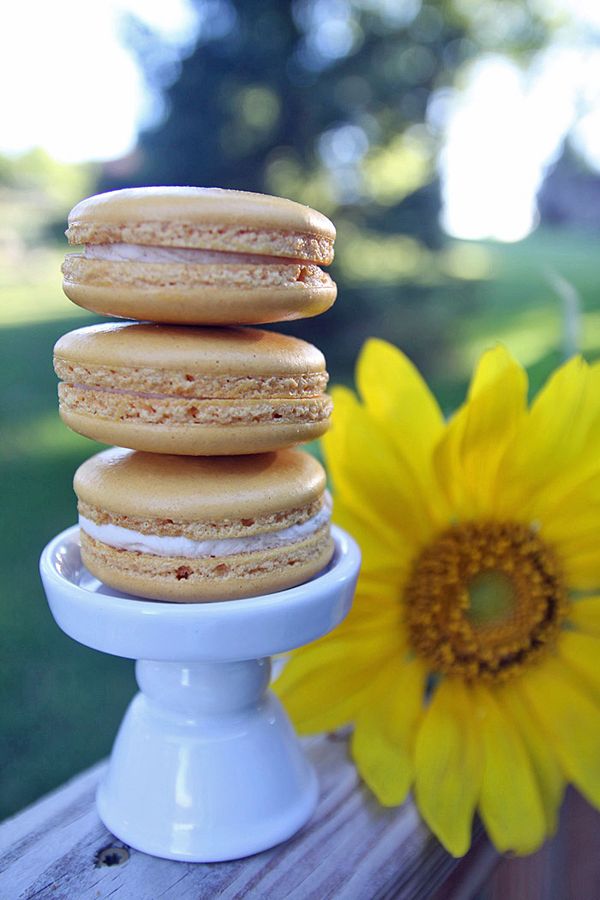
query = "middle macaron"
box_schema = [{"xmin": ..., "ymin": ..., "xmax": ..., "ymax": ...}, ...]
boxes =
[{"xmin": 54, "ymin": 322, "xmax": 333, "ymax": 455}]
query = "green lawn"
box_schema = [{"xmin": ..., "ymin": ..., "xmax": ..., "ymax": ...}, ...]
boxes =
[
  {"xmin": 1, "ymin": 227, "xmax": 599, "ymax": 820},
  {"xmin": 0, "ymin": 313, "xmax": 136, "ymax": 818}
]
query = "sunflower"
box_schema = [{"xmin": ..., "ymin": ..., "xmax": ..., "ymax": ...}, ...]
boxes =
[{"xmin": 274, "ymin": 340, "xmax": 600, "ymax": 857}]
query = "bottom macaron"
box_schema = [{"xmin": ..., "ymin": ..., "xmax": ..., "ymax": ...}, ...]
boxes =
[{"xmin": 74, "ymin": 447, "xmax": 334, "ymax": 602}]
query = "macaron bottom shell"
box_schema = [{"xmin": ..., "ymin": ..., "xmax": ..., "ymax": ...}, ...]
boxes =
[
  {"xmin": 62, "ymin": 277, "xmax": 336, "ymax": 325},
  {"xmin": 80, "ymin": 528, "xmax": 335, "ymax": 602},
  {"xmin": 59, "ymin": 406, "xmax": 331, "ymax": 455}
]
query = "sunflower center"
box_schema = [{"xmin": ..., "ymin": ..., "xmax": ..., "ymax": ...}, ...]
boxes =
[
  {"xmin": 467, "ymin": 571, "xmax": 514, "ymax": 626},
  {"xmin": 404, "ymin": 521, "xmax": 568, "ymax": 683}
]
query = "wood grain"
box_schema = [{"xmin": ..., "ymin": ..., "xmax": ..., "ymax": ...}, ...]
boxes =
[
  {"xmin": 0, "ymin": 735, "xmax": 494, "ymax": 900},
  {"xmin": 5, "ymin": 735, "xmax": 598, "ymax": 899}
]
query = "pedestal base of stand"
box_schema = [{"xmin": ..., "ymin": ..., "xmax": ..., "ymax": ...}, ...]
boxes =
[{"xmin": 95, "ymin": 660, "xmax": 318, "ymax": 862}]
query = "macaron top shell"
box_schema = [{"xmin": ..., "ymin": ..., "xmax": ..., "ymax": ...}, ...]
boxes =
[
  {"xmin": 54, "ymin": 322, "xmax": 326, "ymax": 377},
  {"xmin": 66, "ymin": 187, "xmax": 335, "ymax": 263},
  {"xmin": 74, "ymin": 448, "xmax": 326, "ymax": 521}
]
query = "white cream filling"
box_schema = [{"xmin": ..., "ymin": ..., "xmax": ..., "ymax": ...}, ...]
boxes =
[
  {"xmin": 80, "ymin": 495, "xmax": 331, "ymax": 558},
  {"xmin": 84, "ymin": 243, "xmax": 299, "ymax": 265}
]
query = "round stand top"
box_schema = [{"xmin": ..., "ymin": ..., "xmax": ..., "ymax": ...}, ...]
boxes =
[{"xmin": 40, "ymin": 525, "xmax": 360, "ymax": 662}]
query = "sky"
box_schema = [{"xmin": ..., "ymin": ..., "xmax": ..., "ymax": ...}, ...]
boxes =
[
  {"xmin": 439, "ymin": 44, "xmax": 600, "ymax": 241},
  {"xmin": 0, "ymin": 0, "xmax": 197, "ymax": 162},
  {"xmin": 1, "ymin": 0, "xmax": 600, "ymax": 242}
]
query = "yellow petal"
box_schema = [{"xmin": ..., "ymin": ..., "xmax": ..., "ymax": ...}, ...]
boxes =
[
  {"xmin": 324, "ymin": 387, "xmax": 440, "ymax": 546},
  {"xmin": 496, "ymin": 356, "xmax": 592, "ymax": 518},
  {"xmin": 569, "ymin": 596, "xmax": 600, "ymax": 636},
  {"xmin": 332, "ymin": 496, "xmax": 413, "ymax": 586},
  {"xmin": 558, "ymin": 631, "xmax": 600, "ymax": 701},
  {"xmin": 335, "ymin": 591, "xmax": 402, "ymax": 638},
  {"xmin": 414, "ymin": 679, "xmax": 482, "ymax": 857},
  {"xmin": 577, "ymin": 361, "xmax": 600, "ymax": 480},
  {"xmin": 354, "ymin": 576, "xmax": 411, "ymax": 617},
  {"xmin": 539, "ymin": 489, "xmax": 600, "ymax": 557},
  {"xmin": 561, "ymin": 548, "xmax": 600, "ymax": 592},
  {"xmin": 499, "ymin": 686, "xmax": 564, "ymax": 834},
  {"xmin": 537, "ymin": 359, "xmax": 600, "ymax": 500},
  {"xmin": 532, "ymin": 458, "xmax": 600, "ymax": 557},
  {"xmin": 434, "ymin": 346, "xmax": 527, "ymax": 519},
  {"xmin": 274, "ymin": 617, "xmax": 401, "ymax": 734},
  {"xmin": 356, "ymin": 339, "xmax": 444, "ymax": 481},
  {"xmin": 521, "ymin": 656, "xmax": 600, "ymax": 808},
  {"xmin": 473, "ymin": 685, "xmax": 547, "ymax": 854},
  {"xmin": 352, "ymin": 657, "xmax": 426, "ymax": 806}
]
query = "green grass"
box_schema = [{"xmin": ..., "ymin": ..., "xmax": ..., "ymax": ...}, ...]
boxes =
[
  {"xmin": 422, "ymin": 229, "xmax": 600, "ymax": 411},
  {"xmin": 0, "ymin": 315, "xmax": 136, "ymax": 818},
  {"xmin": 1, "ymin": 226, "xmax": 599, "ymax": 820}
]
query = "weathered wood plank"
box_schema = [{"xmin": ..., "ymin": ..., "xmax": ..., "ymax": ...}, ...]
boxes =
[
  {"xmin": 481, "ymin": 791, "xmax": 600, "ymax": 900},
  {"xmin": 1, "ymin": 735, "xmax": 495, "ymax": 900}
]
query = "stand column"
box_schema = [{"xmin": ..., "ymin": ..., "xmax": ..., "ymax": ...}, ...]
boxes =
[{"xmin": 96, "ymin": 657, "xmax": 318, "ymax": 862}]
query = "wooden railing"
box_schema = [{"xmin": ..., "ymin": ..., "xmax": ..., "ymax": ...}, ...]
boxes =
[{"xmin": 1, "ymin": 734, "xmax": 598, "ymax": 898}]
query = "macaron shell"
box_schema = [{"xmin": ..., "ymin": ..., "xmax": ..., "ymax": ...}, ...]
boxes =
[
  {"xmin": 74, "ymin": 448, "xmax": 327, "ymax": 521},
  {"xmin": 59, "ymin": 406, "xmax": 331, "ymax": 455},
  {"xmin": 62, "ymin": 263, "xmax": 336, "ymax": 325},
  {"xmin": 54, "ymin": 322, "xmax": 327, "ymax": 374},
  {"xmin": 67, "ymin": 186, "xmax": 335, "ymax": 247},
  {"xmin": 79, "ymin": 528, "xmax": 335, "ymax": 602}
]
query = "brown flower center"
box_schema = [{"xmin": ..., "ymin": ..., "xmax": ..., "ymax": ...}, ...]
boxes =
[{"xmin": 404, "ymin": 521, "xmax": 568, "ymax": 683}]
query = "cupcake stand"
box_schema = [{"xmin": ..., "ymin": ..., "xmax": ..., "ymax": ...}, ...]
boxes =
[{"xmin": 39, "ymin": 523, "xmax": 360, "ymax": 863}]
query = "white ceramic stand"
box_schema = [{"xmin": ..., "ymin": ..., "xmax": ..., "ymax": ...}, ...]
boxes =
[{"xmin": 39, "ymin": 525, "xmax": 360, "ymax": 862}]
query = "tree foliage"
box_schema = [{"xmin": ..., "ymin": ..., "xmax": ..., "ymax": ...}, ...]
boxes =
[{"xmin": 102, "ymin": 0, "xmax": 549, "ymax": 379}]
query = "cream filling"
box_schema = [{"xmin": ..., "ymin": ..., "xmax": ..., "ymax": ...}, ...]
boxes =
[
  {"xmin": 84, "ymin": 243, "xmax": 301, "ymax": 265},
  {"xmin": 79, "ymin": 495, "xmax": 331, "ymax": 558}
]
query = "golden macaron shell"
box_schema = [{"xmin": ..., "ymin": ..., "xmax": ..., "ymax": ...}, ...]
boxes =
[
  {"xmin": 74, "ymin": 448, "xmax": 334, "ymax": 602},
  {"xmin": 63, "ymin": 187, "xmax": 337, "ymax": 324},
  {"xmin": 54, "ymin": 322, "xmax": 333, "ymax": 455}
]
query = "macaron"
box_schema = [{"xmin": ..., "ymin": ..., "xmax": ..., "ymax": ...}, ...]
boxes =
[
  {"xmin": 62, "ymin": 187, "xmax": 336, "ymax": 325},
  {"xmin": 53, "ymin": 322, "xmax": 333, "ymax": 455},
  {"xmin": 74, "ymin": 447, "xmax": 334, "ymax": 602}
]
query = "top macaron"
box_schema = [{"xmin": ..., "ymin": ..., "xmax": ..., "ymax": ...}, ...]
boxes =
[{"xmin": 62, "ymin": 187, "xmax": 337, "ymax": 325}]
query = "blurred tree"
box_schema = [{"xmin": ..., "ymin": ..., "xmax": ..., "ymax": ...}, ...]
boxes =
[
  {"xmin": 0, "ymin": 149, "xmax": 96, "ymax": 249},
  {"xmin": 101, "ymin": 0, "xmax": 549, "ymax": 382},
  {"xmin": 539, "ymin": 146, "xmax": 600, "ymax": 232}
]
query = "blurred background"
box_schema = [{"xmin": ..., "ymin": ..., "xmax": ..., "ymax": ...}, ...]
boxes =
[{"xmin": 2, "ymin": 0, "xmax": 600, "ymax": 820}]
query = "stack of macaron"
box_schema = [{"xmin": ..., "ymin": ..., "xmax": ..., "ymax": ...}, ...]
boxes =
[{"xmin": 54, "ymin": 187, "xmax": 337, "ymax": 602}]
